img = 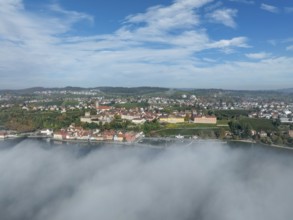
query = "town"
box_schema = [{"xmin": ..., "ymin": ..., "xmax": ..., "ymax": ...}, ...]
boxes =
[{"xmin": 0, "ymin": 87, "xmax": 292, "ymax": 147}]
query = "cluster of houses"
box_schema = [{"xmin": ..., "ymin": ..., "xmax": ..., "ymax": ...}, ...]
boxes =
[
  {"xmin": 0, "ymin": 131, "xmax": 18, "ymax": 139},
  {"xmin": 53, "ymin": 124, "xmax": 143, "ymax": 142},
  {"xmin": 80, "ymin": 101, "xmax": 217, "ymax": 125},
  {"xmin": 81, "ymin": 101, "xmax": 218, "ymax": 125},
  {"xmin": 248, "ymin": 105, "xmax": 293, "ymax": 123},
  {"xmin": 81, "ymin": 108, "xmax": 157, "ymax": 125},
  {"xmin": 34, "ymin": 89, "xmax": 100, "ymax": 96},
  {"xmin": 2, "ymin": 91, "xmax": 293, "ymax": 120}
]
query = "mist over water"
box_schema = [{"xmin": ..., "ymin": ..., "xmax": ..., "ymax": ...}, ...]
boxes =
[{"xmin": 1, "ymin": 140, "xmax": 293, "ymax": 220}]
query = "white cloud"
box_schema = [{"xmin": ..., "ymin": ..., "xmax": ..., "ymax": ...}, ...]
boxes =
[
  {"xmin": 229, "ymin": 0, "xmax": 254, "ymax": 4},
  {"xmin": 245, "ymin": 52, "xmax": 271, "ymax": 59},
  {"xmin": 204, "ymin": 2, "xmax": 223, "ymax": 12},
  {"xmin": 260, "ymin": 3, "xmax": 279, "ymax": 13},
  {"xmin": 4, "ymin": 140, "xmax": 293, "ymax": 220},
  {"xmin": 207, "ymin": 8, "xmax": 238, "ymax": 28},
  {"xmin": 125, "ymin": 0, "xmax": 213, "ymax": 33},
  {"xmin": 209, "ymin": 37, "xmax": 248, "ymax": 48},
  {"xmin": 0, "ymin": 0, "xmax": 292, "ymax": 89},
  {"xmin": 49, "ymin": 4, "xmax": 94, "ymax": 24}
]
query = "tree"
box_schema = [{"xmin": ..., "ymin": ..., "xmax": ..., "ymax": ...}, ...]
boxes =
[{"xmin": 184, "ymin": 114, "xmax": 190, "ymax": 122}]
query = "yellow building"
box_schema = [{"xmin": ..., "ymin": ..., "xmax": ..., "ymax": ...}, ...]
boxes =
[{"xmin": 159, "ymin": 117, "xmax": 185, "ymax": 124}]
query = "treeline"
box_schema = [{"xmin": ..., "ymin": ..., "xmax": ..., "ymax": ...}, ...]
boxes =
[
  {"xmin": 0, "ymin": 107, "xmax": 161, "ymax": 135},
  {"xmin": 214, "ymin": 110, "xmax": 252, "ymax": 120},
  {"xmin": 0, "ymin": 108, "xmax": 83, "ymax": 132},
  {"xmin": 98, "ymin": 87, "xmax": 169, "ymax": 95}
]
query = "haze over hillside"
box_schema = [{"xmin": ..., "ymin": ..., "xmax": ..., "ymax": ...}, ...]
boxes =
[{"xmin": 1, "ymin": 86, "xmax": 293, "ymax": 96}]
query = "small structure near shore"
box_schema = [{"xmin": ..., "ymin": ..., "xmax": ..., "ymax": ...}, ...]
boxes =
[{"xmin": 0, "ymin": 131, "xmax": 7, "ymax": 139}]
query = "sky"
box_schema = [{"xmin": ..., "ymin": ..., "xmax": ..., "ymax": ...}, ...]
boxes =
[{"xmin": 0, "ymin": 0, "xmax": 292, "ymax": 90}]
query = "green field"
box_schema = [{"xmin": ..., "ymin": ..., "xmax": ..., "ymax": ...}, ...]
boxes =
[
  {"xmin": 217, "ymin": 119, "xmax": 229, "ymax": 126},
  {"xmin": 153, "ymin": 128, "xmax": 220, "ymax": 137},
  {"xmin": 238, "ymin": 118, "xmax": 276, "ymax": 131},
  {"xmin": 164, "ymin": 123, "xmax": 218, "ymax": 129}
]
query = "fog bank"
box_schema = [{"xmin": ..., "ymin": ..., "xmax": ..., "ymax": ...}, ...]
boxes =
[{"xmin": 1, "ymin": 140, "xmax": 293, "ymax": 220}]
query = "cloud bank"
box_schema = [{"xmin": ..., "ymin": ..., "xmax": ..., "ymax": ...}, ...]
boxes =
[
  {"xmin": 1, "ymin": 140, "xmax": 293, "ymax": 220},
  {"xmin": 0, "ymin": 0, "xmax": 292, "ymax": 89}
]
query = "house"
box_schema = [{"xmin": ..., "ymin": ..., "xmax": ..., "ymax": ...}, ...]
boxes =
[
  {"xmin": 121, "ymin": 113, "xmax": 140, "ymax": 120},
  {"xmin": 66, "ymin": 132, "xmax": 76, "ymax": 140},
  {"xmin": 114, "ymin": 132, "xmax": 124, "ymax": 142},
  {"xmin": 194, "ymin": 116, "xmax": 217, "ymax": 124},
  {"xmin": 132, "ymin": 118, "xmax": 146, "ymax": 124},
  {"xmin": 124, "ymin": 132, "xmax": 137, "ymax": 142},
  {"xmin": 0, "ymin": 132, "xmax": 7, "ymax": 139},
  {"xmin": 280, "ymin": 117, "xmax": 293, "ymax": 123},
  {"xmin": 91, "ymin": 134, "xmax": 104, "ymax": 141},
  {"xmin": 96, "ymin": 106, "xmax": 112, "ymax": 112},
  {"xmin": 53, "ymin": 131, "xmax": 67, "ymax": 140},
  {"xmin": 80, "ymin": 112, "xmax": 100, "ymax": 124},
  {"xmin": 289, "ymin": 130, "xmax": 293, "ymax": 138},
  {"xmin": 250, "ymin": 130, "xmax": 257, "ymax": 136},
  {"xmin": 102, "ymin": 130, "xmax": 115, "ymax": 141},
  {"xmin": 259, "ymin": 131, "xmax": 268, "ymax": 138},
  {"xmin": 78, "ymin": 130, "xmax": 91, "ymax": 140},
  {"xmin": 80, "ymin": 117, "xmax": 92, "ymax": 123}
]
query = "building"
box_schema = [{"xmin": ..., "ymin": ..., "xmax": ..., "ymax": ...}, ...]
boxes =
[
  {"xmin": 114, "ymin": 132, "xmax": 124, "ymax": 142},
  {"xmin": 124, "ymin": 132, "xmax": 137, "ymax": 142},
  {"xmin": 159, "ymin": 117, "xmax": 185, "ymax": 124},
  {"xmin": 132, "ymin": 118, "xmax": 146, "ymax": 124},
  {"xmin": 96, "ymin": 102, "xmax": 112, "ymax": 112},
  {"xmin": 259, "ymin": 131, "xmax": 268, "ymax": 138},
  {"xmin": 194, "ymin": 116, "xmax": 217, "ymax": 124},
  {"xmin": 0, "ymin": 132, "xmax": 7, "ymax": 139},
  {"xmin": 102, "ymin": 130, "xmax": 115, "ymax": 141},
  {"xmin": 40, "ymin": 129, "xmax": 53, "ymax": 136},
  {"xmin": 53, "ymin": 131, "xmax": 67, "ymax": 140},
  {"xmin": 90, "ymin": 134, "xmax": 104, "ymax": 141},
  {"xmin": 289, "ymin": 130, "xmax": 293, "ymax": 138},
  {"xmin": 280, "ymin": 117, "xmax": 293, "ymax": 124},
  {"xmin": 80, "ymin": 112, "xmax": 99, "ymax": 124}
]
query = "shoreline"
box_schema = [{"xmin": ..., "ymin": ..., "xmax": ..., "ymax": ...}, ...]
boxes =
[
  {"xmin": 1, "ymin": 135, "xmax": 292, "ymax": 151},
  {"xmin": 228, "ymin": 139, "xmax": 293, "ymax": 151}
]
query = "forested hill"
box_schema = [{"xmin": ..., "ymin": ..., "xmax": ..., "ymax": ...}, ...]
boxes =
[
  {"xmin": 97, "ymin": 87, "xmax": 169, "ymax": 95},
  {"xmin": 0, "ymin": 86, "xmax": 170, "ymax": 96},
  {"xmin": 1, "ymin": 86, "xmax": 293, "ymax": 97}
]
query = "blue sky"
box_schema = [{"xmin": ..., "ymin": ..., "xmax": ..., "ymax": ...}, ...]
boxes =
[{"xmin": 0, "ymin": 0, "xmax": 292, "ymax": 89}]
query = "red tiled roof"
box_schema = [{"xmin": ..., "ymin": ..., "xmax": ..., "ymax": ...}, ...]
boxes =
[{"xmin": 96, "ymin": 106, "xmax": 111, "ymax": 110}]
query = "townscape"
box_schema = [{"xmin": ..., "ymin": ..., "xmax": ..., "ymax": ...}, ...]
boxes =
[{"xmin": 0, "ymin": 87, "xmax": 292, "ymax": 147}]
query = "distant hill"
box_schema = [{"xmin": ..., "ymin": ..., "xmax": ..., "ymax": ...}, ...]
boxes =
[
  {"xmin": 278, "ymin": 88, "xmax": 293, "ymax": 94},
  {"xmin": 96, "ymin": 87, "xmax": 169, "ymax": 95},
  {"xmin": 0, "ymin": 86, "xmax": 170, "ymax": 96},
  {"xmin": 0, "ymin": 86, "xmax": 86, "ymax": 95},
  {"xmin": 1, "ymin": 86, "xmax": 292, "ymax": 96}
]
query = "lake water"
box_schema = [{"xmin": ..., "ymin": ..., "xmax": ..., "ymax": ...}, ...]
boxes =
[{"xmin": 1, "ymin": 138, "xmax": 293, "ymax": 220}]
